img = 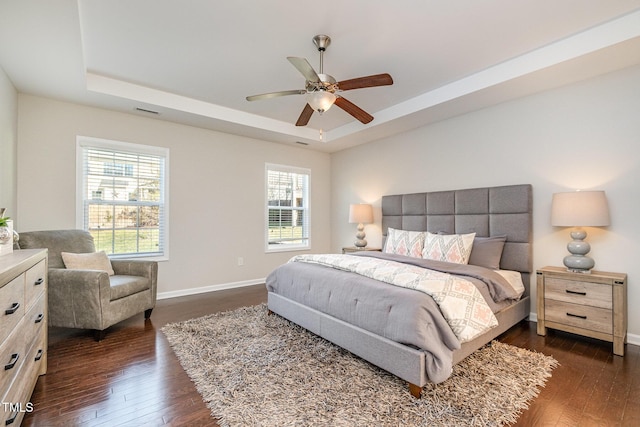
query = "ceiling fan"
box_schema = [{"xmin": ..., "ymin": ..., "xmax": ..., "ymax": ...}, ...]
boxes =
[{"xmin": 246, "ymin": 34, "xmax": 393, "ymax": 127}]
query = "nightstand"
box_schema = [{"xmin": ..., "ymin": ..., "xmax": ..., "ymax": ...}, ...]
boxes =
[
  {"xmin": 342, "ymin": 247, "xmax": 381, "ymax": 254},
  {"xmin": 536, "ymin": 266, "xmax": 627, "ymax": 356}
]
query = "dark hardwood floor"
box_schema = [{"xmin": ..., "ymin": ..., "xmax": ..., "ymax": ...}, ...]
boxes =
[{"xmin": 23, "ymin": 285, "xmax": 639, "ymax": 426}]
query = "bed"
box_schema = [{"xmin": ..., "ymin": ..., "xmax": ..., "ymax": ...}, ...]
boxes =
[{"xmin": 266, "ymin": 184, "xmax": 532, "ymax": 398}]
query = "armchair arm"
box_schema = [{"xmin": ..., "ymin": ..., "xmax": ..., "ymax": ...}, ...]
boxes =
[
  {"xmin": 111, "ymin": 259, "xmax": 157, "ymax": 279},
  {"xmin": 47, "ymin": 268, "xmax": 111, "ymax": 330}
]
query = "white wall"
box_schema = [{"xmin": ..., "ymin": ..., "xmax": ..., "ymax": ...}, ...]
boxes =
[
  {"xmin": 0, "ymin": 66, "xmax": 17, "ymax": 216},
  {"xmin": 330, "ymin": 64, "xmax": 640, "ymax": 339},
  {"xmin": 16, "ymin": 95, "xmax": 332, "ymax": 296}
]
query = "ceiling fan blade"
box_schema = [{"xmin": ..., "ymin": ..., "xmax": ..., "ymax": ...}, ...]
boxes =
[
  {"xmin": 295, "ymin": 103, "xmax": 314, "ymax": 127},
  {"xmin": 338, "ymin": 73, "xmax": 393, "ymax": 91},
  {"xmin": 334, "ymin": 97, "xmax": 374, "ymax": 124},
  {"xmin": 287, "ymin": 57, "xmax": 321, "ymax": 83},
  {"xmin": 246, "ymin": 89, "xmax": 306, "ymax": 102}
]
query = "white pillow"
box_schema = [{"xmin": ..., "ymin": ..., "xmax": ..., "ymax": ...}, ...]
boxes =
[
  {"xmin": 494, "ymin": 269, "xmax": 525, "ymax": 299},
  {"xmin": 61, "ymin": 251, "xmax": 115, "ymax": 276},
  {"xmin": 422, "ymin": 232, "xmax": 476, "ymax": 264},
  {"xmin": 384, "ymin": 228, "xmax": 425, "ymax": 258}
]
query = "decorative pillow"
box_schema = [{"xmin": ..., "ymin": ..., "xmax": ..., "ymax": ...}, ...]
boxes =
[
  {"xmin": 61, "ymin": 251, "xmax": 115, "ymax": 276},
  {"xmin": 468, "ymin": 235, "xmax": 507, "ymax": 270},
  {"xmin": 384, "ymin": 228, "xmax": 425, "ymax": 258},
  {"xmin": 422, "ymin": 232, "xmax": 476, "ymax": 264},
  {"xmin": 494, "ymin": 269, "xmax": 526, "ymax": 299}
]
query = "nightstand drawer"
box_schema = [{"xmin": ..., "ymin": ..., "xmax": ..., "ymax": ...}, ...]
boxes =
[
  {"xmin": 545, "ymin": 299, "xmax": 612, "ymax": 335},
  {"xmin": 545, "ymin": 277, "xmax": 612, "ymax": 309}
]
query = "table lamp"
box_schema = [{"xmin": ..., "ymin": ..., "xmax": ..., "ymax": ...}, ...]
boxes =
[
  {"xmin": 349, "ymin": 204, "xmax": 373, "ymax": 248},
  {"xmin": 551, "ymin": 190, "xmax": 610, "ymax": 273}
]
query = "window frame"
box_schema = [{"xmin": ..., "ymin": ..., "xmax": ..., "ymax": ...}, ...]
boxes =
[
  {"xmin": 76, "ymin": 136, "xmax": 170, "ymax": 261},
  {"xmin": 265, "ymin": 163, "xmax": 311, "ymax": 253}
]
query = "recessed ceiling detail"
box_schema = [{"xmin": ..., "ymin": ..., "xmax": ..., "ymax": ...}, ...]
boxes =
[{"xmin": 1, "ymin": 1, "xmax": 639, "ymax": 153}]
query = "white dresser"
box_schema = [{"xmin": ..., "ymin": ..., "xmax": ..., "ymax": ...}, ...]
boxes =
[{"xmin": 0, "ymin": 249, "xmax": 48, "ymax": 425}]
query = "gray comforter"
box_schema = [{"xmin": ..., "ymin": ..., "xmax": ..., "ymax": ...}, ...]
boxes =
[{"xmin": 265, "ymin": 251, "xmax": 520, "ymax": 383}]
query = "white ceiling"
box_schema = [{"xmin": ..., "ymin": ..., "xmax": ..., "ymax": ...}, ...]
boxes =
[{"xmin": 1, "ymin": 1, "xmax": 640, "ymax": 153}]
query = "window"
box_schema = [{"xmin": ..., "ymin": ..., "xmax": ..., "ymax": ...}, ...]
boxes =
[
  {"xmin": 77, "ymin": 137, "xmax": 169, "ymax": 259},
  {"xmin": 265, "ymin": 163, "xmax": 310, "ymax": 252}
]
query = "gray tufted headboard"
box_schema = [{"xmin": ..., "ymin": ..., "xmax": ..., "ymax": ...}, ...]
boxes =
[{"xmin": 381, "ymin": 184, "xmax": 533, "ymax": 294}]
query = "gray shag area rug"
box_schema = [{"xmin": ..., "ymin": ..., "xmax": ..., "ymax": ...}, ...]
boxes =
[{"xmin": 162, "ymin": 304, "xmax": 557, "ymax": 427}]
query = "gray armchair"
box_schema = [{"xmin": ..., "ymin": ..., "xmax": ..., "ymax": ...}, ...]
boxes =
[{"xmin": 18, "ymin": 229, "xmax": 158, "ymax": 341}]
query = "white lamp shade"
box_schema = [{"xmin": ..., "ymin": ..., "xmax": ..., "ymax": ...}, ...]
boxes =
[
  {"xmin": 307, "ymin": 91, "xmax": 336, "ymax": 113},
  {"xmin": 349, "ymin": 204, "xmax": 373, "ymax": 224},
  {"xmin": 551, "ymin": 191, "xmax": 610, "ymax": 227}
]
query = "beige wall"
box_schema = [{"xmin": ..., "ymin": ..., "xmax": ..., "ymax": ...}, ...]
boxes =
[
  {"xmin": 16, "ymin": 95, "xmax": 331, "ymax": 296},
  {"xmin": 330, "ymin": 65, "xmax": 640, "ymax": 340},
  {"xmin": 11, "ymin": 64, "xmax": 640, "ymax": 341},
  {"xmin": 0, "ymin": 66, "xmax": 17, "ymax": 216}
]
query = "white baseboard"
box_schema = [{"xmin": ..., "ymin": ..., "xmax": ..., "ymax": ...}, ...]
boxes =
[
  {"xmin": 528, "ymin": 312, "xmax": 640, "ymax": 347},
  {"xmin": 157, "ymin": 278, "xmax": 265, "ymax": 300}
]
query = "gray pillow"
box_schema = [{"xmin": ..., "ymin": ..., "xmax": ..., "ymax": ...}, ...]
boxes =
[{"xmin": 468, "ymin": 235, "xmax": 507, "ymax": 270}]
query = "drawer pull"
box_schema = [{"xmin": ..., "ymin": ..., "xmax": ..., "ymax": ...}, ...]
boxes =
[
  {"xmin": 34, "ymin": 277, "xmax": 44, "ymax": 286},
  {"xmin": 35, "ymin": 349, "xmax": 44, "ymax": 362},
  {"xmin": 5, "ymin": 409, "xmax": 18, "ymax": 425},
  {"xmin": 35, "ymin": 313, "xmax": 44, "ymax": 323},
  {"xmin": 4, "ymin": 302, "xmax": 20, "ymax": 315},
  {"xmin": 4, "ymin": 353, "xmax": 19, "ymax": 370},
  {"xmin": 567, "ymin": 312, "xmax": 587, "ymax": 320},
  {"xmin": 565, "ymin": 290, "xmax": 587, "ymax": 296}
]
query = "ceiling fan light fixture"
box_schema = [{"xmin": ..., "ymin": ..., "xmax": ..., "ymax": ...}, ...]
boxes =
[{"xmin": 306, "ymin": 90, "xmax": 336, "ymax": 113}]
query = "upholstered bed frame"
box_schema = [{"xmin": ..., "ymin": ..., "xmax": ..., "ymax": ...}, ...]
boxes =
[{"xmin": 267, "ymin": 184, "xmax": 532, "ymax": 397}]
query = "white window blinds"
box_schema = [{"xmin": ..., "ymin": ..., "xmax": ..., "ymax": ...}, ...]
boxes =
[
  {"xmin": 265, "ymin": 163, "xmax": 310, "ymax": 252},
  {"xmin": 78, "ymin": 137, "xmax": 168, "ymax": 258}
]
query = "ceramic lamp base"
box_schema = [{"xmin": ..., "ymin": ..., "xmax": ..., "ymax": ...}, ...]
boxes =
[
  {"xmin": 354, "ymin": 223, "xmax": 367, "ymax": 248},
  {"xmin": 563, "ymin": 228, "xmax": 594, "ymax": 273}
]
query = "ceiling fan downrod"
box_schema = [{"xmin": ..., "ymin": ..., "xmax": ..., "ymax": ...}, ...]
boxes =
[{"xmin": 313, "ymin": 34, "xmax": 331, "ymax": 75}]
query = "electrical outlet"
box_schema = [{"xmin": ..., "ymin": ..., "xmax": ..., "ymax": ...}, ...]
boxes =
[{"xmin": 237, "ymin": 257, "xmax": 244, "ymax": 266}]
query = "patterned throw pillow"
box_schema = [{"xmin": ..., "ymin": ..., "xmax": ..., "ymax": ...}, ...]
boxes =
[
  {"xmin": 422, "ymin": 232, "xmax": 476, "ymax": 264},
  {"xmin": 384, "ymin": 228, "xmax": 425, "ymax": 258}
]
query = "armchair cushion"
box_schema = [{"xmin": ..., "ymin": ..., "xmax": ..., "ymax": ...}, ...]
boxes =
[
  {"xmin": 61, "ymin": 251, "xmax": 115, "ymax": 275},
  {"xmin": 110, "ymin": 275, "xmax": 150, "ymax": 301}
]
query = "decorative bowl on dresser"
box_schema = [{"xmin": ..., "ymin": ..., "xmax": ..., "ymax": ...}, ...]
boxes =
[
  {"xmin": 0, "ymin": 249, "xmax": 48, "ymax": 425},
  {"xmin": 536, "ymin": 266, "xmax": 627, "ymax": 356}
]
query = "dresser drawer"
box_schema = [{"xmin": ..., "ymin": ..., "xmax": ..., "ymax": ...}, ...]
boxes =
[
  {"xmin": 545, "ymin": 277, "xmax": 612, "ymax": 309},
  {"xmin": 0, "ymin": 275, "xmax": 25, "ymax": 343},
  {"xmin": 1, "ymin": 331, "xmax": 45, "ymax": 427},
  {"xmin": 0, "ymin": 317, "xmax": 31, "ymax": 400},
  {"xmin": 0, "ymin": 292, "xmax": 46, "ymax": 399},
  {"xmin": 545, "ymin": 298, "xmax": 612, "ymax": 335},
  {"xmin": 24, "ymin": 259, "xmax": 46, "ymax": 310},
  {"xmin": 24, "ymin": 292, "xmax": 47, "ymax": 352}
]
